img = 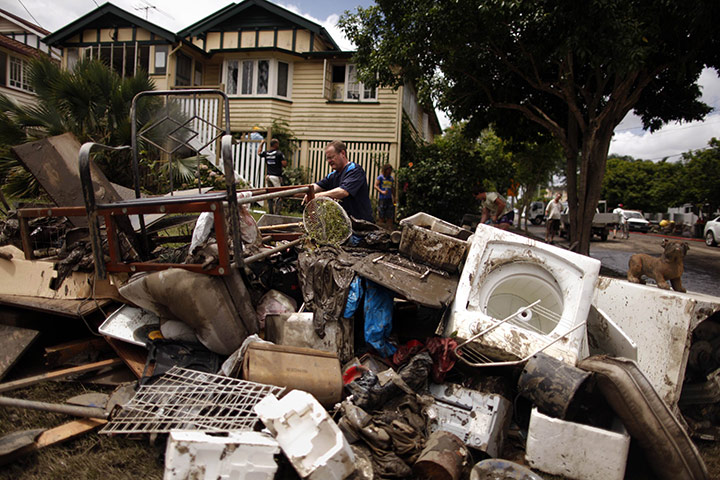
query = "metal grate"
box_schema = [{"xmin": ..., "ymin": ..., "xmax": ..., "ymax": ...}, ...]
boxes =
[
  {"xmin": 101, "ymin": 367, "xmax": 285, "ymax": 434},
  {"xmin": 455, "ymin": 300, "xmax": 585, "ymax": 368}
]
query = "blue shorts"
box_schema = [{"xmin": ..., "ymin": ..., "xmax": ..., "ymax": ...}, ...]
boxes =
[
  {"xmin": 497, "ymin": 210, "xmax": 514, "ymax": 224},
  {"xmin": 377, "ymin": 198, "xmax": 395, "ymax": 220}
]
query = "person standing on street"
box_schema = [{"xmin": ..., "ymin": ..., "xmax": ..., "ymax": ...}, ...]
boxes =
[
  {"xmin": 258, "ymin": 138, "xmax": 287, "ymax": 214},
  {"xmin": 545, "ymin": 193, "xmax": 563, "ymax": 243},
  {"xmin": 374, "ymin": 164, "xmax": 395, "ymax": 229},
  {"xmin": 305, "ymin": 140, "xmax": 374, "ymax": 222}
]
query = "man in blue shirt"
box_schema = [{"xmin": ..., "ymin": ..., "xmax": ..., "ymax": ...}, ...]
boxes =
[{"xmin": 305, "ymin": 140, "xmax": 374, "ymax": 222}]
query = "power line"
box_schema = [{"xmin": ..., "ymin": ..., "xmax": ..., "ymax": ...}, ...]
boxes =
[
  {"xmin": 16, "ymin": 0, "xmax": 42, "ymax": 28},
  {"xmin": 614, "ymin": 117, "xmax": 720, "ymax": 136}
]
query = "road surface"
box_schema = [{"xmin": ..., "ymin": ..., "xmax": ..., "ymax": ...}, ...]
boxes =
[{"xmin": 519, "ymin": 223, "xmax": 720, "ymax": 297}]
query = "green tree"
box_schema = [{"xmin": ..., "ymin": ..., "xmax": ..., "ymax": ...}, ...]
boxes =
[
  {"xmin": 509, "ymin": 137, "xmax": 564, "ymax": 230},
  {"xmin": 341, "ymin": 0, "xmax": 719, "ymax": 254},
  {"xmin": 602, "ymin": 155, "xmax": 687, "ymax": 213},
  {"xmin": 681, "ymin": 138, "xmax": 720, "ymax": 214},
  {"xmin": 0, "ymin": 56, "xmax": 155, "ymax": 198},
  {"xmin": 398, "ymin": 123, "xmax": 511, "ymax": 224}
]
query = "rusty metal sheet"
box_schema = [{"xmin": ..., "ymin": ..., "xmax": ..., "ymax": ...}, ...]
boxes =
[
  {"xmin": 11, "ymin": 133, "xmax": 125, "ymax": 227},
  {"xmin": 0, "ymin": 324, "xmax": 39, "ymax": 381},
  {"xmin": 352, "ymin": 252, "xmax": 458, "ymax": 309}
]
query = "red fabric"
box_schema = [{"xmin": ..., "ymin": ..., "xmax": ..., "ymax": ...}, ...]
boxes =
[
  {"xmin": 392, "ymin": 339, "xmax": 425, "ymax": 366},
  {"xmin": 425, "ymin": 337, "xmax": 459, "ymax": 383}
]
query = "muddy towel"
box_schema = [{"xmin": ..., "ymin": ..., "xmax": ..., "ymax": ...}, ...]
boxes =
[{"xmin": 298, "ymin": 246, "xmax": 357, "ymax": 337}]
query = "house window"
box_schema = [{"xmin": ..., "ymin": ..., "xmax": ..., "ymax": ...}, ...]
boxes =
[
  {"xmin": 330, "ymin": 64, "xmax": 377, "ymax": 102},
  {"xmin": 154, "ymin": 45, "xmax": 168, "ymax": 75},
  {"xmin": 8, "ymin": 56, "xmax": 33, "ymax": 92},
  {"xmin": 175, "ymin": 53, "xmax": 192, "ymax": 86},
  {"xmin": 225, "ymin": 59, "xmax": 291, "ymax": 98},
  {"xmin": 194, "ymin": 62, "xmax": 203, "ymax": 86}
]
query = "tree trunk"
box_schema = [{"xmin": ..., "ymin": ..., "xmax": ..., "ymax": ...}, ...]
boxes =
[{"xmin": 570, "ymin": 127, "xmax": 614, "ymax": 255}]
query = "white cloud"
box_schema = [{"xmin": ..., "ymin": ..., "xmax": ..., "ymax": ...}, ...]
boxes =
[{"xmin": 610, "ymin": 68, "xmax": 720, "ymax": 161}]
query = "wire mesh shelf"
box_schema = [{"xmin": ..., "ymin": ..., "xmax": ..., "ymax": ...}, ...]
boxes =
[{"xmin": 101, "ymin": 367, "xmax": 285, "ymax": 435}]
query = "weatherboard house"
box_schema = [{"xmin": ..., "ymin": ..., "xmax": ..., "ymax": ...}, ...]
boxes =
[
  {"xmin": 43, "ymin": 0, "xmax": 440, "ymax": 189},
  {"xmin": 0, "ymin": 7, "xmax": 61, "ymax": 108}
]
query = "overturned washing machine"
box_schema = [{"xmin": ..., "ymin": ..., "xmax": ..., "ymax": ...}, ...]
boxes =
[{"xmin": 446, "ymin": 224, "xmax": 601, "ymax": 366}]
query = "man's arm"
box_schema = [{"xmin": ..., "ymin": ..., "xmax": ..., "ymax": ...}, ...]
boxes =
[
  {"xmin": 481, "ymin": 207, "xmax": 490, "ymax": 224},
  {"xmin": 257, "ymin": 140, "xmax": 265, "ymax": 155},
  {"xmin": 316, "ymin": 187, "xmax": 349, "ymax": 201}
]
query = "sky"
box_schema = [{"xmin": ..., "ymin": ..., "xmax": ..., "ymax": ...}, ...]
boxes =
[{"xmin": 3, "ymin": 0, "xmax": 720, "ymax": 161}]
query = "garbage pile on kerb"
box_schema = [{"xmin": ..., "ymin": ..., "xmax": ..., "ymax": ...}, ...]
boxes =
[{"xmin": 1, "ymin": 146, "xmax": 719, "ymax": 479}]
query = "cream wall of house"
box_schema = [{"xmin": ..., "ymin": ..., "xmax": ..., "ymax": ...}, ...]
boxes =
[
  {"xmin": 0, "ymin": 19, "xmax": 18, "ymax": 32},
  {"xmin": 0, "ymin": 85, "xmax": 36, "ymax": 108}
]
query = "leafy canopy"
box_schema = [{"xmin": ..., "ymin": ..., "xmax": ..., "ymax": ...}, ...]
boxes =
[{"xmin": 342, "ymin": 0, "xmax": 720, "ymax": 253}]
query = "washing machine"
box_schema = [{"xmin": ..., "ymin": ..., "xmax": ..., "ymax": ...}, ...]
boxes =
[{"xmin": 446, "ymin": 224, "xmax": 601, "ymax": 366}]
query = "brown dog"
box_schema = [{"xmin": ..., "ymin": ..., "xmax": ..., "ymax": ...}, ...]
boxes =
[{"xmin": 627, "ymin": 239, "xmax": 689, "ymax": 292}]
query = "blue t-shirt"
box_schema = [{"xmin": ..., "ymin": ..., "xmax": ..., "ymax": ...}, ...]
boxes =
[
  {"xmin": 316, "ymin": 162, "xmax": 374, "ymax": 222},
  {"xmin": 260, "ymin": 149, "xmax": 285, "ymax": 177},
  {"xmin": 376, "ymin": 174, "xmax": 394, "ymax": 200}
]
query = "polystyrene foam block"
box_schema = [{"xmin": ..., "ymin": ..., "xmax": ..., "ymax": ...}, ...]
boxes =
[
  {"xmin": 525, "ymin": 408, "xmax": 630, "ymax": 480},
  {"xmin": 254, "ymin": 389, "xmax": 355, "ymax": 480},
  {"xmin": 163, "ymin": 430, "xmax": 279, "ymax": 480}
]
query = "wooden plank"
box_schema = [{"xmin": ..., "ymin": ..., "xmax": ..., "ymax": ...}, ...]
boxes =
[
  {"xmin": 104, "ymin": 337, "xmax": 147, "ymax": 379},
  {"xmin": 0, "ymin": 358, "xmax": 123, "ymax": 394},
  {"xmin": 35, "ymin": 418, "xmax": 106, "ymax": 448},
  {"xmin": 0, "ymin": 245, "xmax": 119, "ymax": 300},
  {"xmin": 0, "ymin": 325, "xmax": 39, "ymax": 381},
  {"xmin": 10, "ymin": 133, "xmax": 125, "ymax": 227},
  {"xmin": 44, "ymin": 338, "xmax": 112, "ymax": 368},
  {"xmin": 0, "ymin": 294, "xmax": 112, "ymax": 318}
]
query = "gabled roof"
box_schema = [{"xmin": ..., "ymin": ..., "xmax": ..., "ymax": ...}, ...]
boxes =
[
  {"xmin": 0, "ymin": 7, "xmax": 50, "ymax": 36},
  {"xmin": 43, "ymin": 2, "xmax": 177, "ymax": 46},
  {"xmin": 0, "ymin": 33, "xmax": 44, "ymax": 57},
  {"xmin": 178, "ymin": 0, "xmax": 340, "ymax": 51}
]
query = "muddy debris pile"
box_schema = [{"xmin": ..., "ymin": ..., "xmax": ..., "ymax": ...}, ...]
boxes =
[{"xmin": 2, "ymin": 195, "xmax": 720, "ymax": 480}]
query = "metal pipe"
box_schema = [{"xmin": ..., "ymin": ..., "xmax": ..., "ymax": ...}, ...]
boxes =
[
  {"xmin": 238, "ymin": 186, "xmax": 313, "ymax": 205},
  {"xmin": 244, "ymin": 238, "xmax": 303, "ymax": 264},
  {"xmin": 0, "ymin": 396, "xmax": 108, "ymax": 419}
]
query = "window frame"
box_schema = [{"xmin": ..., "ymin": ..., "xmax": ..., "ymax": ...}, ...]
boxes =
[
  {"xmin": 8, "ymin": 55, "xmax": 33, "ymax": 93},
  {"xmin": 224, "ymin": 58, "xmax": 292, "ymax": 99},
  {"xmin": 328, "ymin": 63, "xmax": 378, "ymax": 103}
]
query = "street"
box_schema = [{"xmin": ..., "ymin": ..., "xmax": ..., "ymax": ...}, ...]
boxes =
[{"xmin": 519, "ymin": 223, "xmax": 720, "ymax": 297}]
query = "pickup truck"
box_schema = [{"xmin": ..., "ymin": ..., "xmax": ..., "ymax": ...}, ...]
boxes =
[{"xmin": 560, "ymin": 201, "xmax": 619, "ymax": 241}]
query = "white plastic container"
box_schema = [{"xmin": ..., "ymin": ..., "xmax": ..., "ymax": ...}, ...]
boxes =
[
  {"xmin": 164, "ymin": 430, "xmax": 279, "ymax": 480},
  {"xmin": 254, "ymin": 389, "xmax": 355, "ymax": 480},
  {"xmin": 446, "ymin": 224, "xmax": 601, "ymax": 366},
  {"xmin": 426, "ymin": 383, "xmax": 511, "ymax": 457},
  {"xmin": 525, "ymin": 408, "xmax": 630, "ymax": 480}
]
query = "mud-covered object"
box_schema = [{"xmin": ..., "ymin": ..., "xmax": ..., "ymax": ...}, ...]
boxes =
[
  {"xmin": 118, "ymin": 268, "xmax": 257, "ymax": 355},
  {"xmin": 297, "ymin": 246, "xmax": 358, "ymax": 337},
  {"xmin": 518, "ymin": 351, "xmax": 592, "ymax": 419},
  {"xmin": 340, "ymin": 395, "xmax": 428, "ymax": 478},
  {"xmin": 578, "ymin": 355, "xmax": 709, "ymax": 480},
  {"xmin": 347, "ymin": 352, "xmax": 433, "ymax": 411},
  {"xmin": 141, "ymin": 338, "xmax": 220, "ymax": 385}
]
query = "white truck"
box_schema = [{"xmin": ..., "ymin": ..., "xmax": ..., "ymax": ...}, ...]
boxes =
[{"xmin": 561, "ymin": 200, "xmax": 619, "ymax": 241}]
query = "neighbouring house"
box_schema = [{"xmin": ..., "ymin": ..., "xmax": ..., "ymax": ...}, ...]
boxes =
[
  {"xmin": 44, "ymin": 0, "xmax": 441, "ymax": 191},
  {"xmin": 0, "ymin": 8, "xmax": 61, "ymax": 107}
]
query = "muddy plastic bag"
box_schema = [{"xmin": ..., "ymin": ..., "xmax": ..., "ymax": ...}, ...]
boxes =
[
  {"xmin": 343, "ymin": 276, "xmax": 365, "ymax": 318},
  {"xmin": 364, "ymin": 280, "xmax": 396, "ymax": 357},
  {"xmin": 256, "ymin": 289, "xmax": 297, "ymax": 330}
]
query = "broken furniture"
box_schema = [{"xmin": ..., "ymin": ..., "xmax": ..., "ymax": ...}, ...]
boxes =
[
  {"xmin": 447, "ymin": 224, "xmax": 600, "ymax": 366},
  {"xmin": 398, "ymin": 212, "xmax": 472, "ymax": 273}
]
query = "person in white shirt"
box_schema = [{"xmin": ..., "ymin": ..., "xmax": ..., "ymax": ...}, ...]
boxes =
[{"xmin": 545, "ymin": 193, "xmax": 563, "ymax": 243}]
